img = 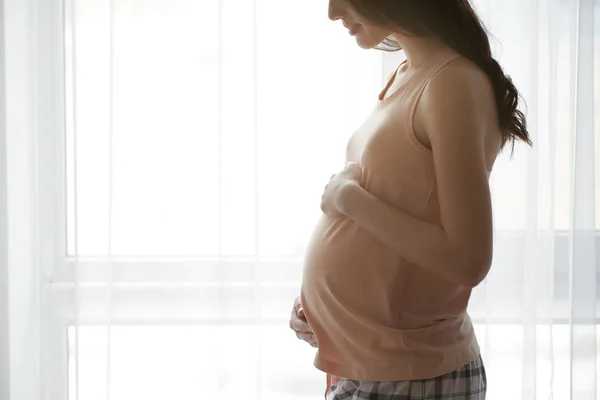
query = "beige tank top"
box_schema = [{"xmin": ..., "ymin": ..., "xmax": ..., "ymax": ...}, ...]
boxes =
[{"xmin": 300, "ymin": 50, "xmax": 480, "ymax": 381}]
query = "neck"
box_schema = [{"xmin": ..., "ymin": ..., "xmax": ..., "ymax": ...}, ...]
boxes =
[{"xmin": 391, "ymin": 34, "xmax": 449, "ymax": 69}]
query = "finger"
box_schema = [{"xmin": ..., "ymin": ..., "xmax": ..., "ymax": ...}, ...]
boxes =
[
  {"xmin": 290, "ymin": 320, "xmax": 308, "ymax": 333},
  {"xmin": 291, "ymin": 321, "xmax": 315, "ymax": 336},
  {"xmin": 293, "ymin": 297, "xmax": 305, "ymax": 317},
  {"xmin": 290, "ymin": 317, "xmax": 314, "ymax": 333},
  {"xmin": 297, "ymin": 307, "xmax": 305, "ymax": 318},
  {"xmin": 305, "ymin": 334, "xmax": 318, "ymax": 347},
  {"xmin": 296, "ymin": 331, "xmax": 318, "ymax": 345},
  {"xmin": 345, "ymin": 164, "xmax": 362, "ymax": 180},
  {"xmin": 345, "ymin": 162, "xmax": 362, "ymax": 173}
]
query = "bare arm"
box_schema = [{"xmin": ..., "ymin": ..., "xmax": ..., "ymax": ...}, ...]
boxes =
[{"xmin": 340, "ymin": 62, "xmax": 495, "ymax": 288}]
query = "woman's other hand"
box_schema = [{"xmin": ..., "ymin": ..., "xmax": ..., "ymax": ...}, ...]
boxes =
[{"xmin": 289, "ymin": 297, "xmax": 318, "ymax": 348}]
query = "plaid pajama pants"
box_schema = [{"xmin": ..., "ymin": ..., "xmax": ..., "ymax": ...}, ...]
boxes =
[{"xmin": 325, "ymin": 354, "xmax": 486, "ymax": 400}]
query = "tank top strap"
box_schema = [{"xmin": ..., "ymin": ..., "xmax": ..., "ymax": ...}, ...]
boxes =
[
  {"xmin": 398, "ymin": 51, "xmax": 464, "ymax": 152},
  {"xmin": 416, "ymin": 51, "xmax": 463, "ymax": 91},
  {"xmin": 378, "ymin": 50, "xmax": 463, "ymax": 106},
  {"xmin": 405, "ymin": 51, "xmax": 464, "ymax": 113}
]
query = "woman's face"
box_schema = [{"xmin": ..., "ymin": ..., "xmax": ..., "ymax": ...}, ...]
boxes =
[{"xmin": 328, "ymin": 0, "xmax": 392, "ymax": 49}]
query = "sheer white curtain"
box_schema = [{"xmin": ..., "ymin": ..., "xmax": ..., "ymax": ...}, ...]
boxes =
[
  {"xmin": 0, "ymin": 0, "xmax": 9, "ymax": 397},
  {"xmin": 0, "ymin": 0, "xmax": 598, "ymax": 399},
  {"xmin": 470, "ymin": 0, "xmax": 598, "ymax": 398},
  {"xmin": 2, "ymin": 0, "xmax": 44, "ymax": 399}
]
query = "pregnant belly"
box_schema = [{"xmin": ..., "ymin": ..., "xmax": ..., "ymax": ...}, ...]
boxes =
[
  {"xmin": 302, "ymin": 216, "xmax": 360, "ymax": 285},
  {"xmin": 301, "ymin": 215, "xmax": 408, "ymax": 324}
]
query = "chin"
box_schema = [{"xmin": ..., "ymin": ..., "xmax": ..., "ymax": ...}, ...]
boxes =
[{"xmin": 354, "ymin": 35, "xmax": 381, "ymax": 50}]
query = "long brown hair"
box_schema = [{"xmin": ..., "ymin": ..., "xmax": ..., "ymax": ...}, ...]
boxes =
[{"xmin": 346, "ymin": 0, "xmax": 532, "ymax": 150}]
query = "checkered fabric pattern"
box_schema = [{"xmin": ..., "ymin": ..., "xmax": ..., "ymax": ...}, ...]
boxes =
[{"xmin": 325, "ymin": 354, "xmax": 486, "ymax": 400}]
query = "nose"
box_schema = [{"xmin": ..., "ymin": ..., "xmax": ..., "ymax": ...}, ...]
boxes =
[{"xmin": 328, "ymin": 0, "xmax": 345, "ymax": 21}]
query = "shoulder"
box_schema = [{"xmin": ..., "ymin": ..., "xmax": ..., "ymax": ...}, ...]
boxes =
[
  {"xmin": 416, "ymin": 56, "xmax": 497, "ymax": 144},
  {"xmin": 421, "ymin": 56, "xmax": 495, "ymax": 123}
]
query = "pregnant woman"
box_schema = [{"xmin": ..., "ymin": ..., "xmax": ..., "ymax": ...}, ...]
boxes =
[{"xmin": 289, "ymin": 1, "xmax": 531, "ymax": 399}]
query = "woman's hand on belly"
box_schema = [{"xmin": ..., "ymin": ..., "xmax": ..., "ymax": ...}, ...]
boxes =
[
  {"xmin": 320, "ymin": 163, "xmax": 362, "ymax": 218},
  {"xmin": 289, "ymin": 297, "xmax": 318, "ymax": 348}
]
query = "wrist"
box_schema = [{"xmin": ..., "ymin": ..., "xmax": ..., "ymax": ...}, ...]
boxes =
[{"xmin": 339, "ymin": 182, "xmax": 363, "ymax": 216}]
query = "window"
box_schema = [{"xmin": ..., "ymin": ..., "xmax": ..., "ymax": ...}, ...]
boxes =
[{"xmin": 37, "ymin": 0, "xmax": 599, "ymax": 398}]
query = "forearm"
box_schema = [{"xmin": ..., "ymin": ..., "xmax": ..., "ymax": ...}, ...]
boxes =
[{"xmin": 341, "ymin": 184, "xmax": 484, "ymax": 287}]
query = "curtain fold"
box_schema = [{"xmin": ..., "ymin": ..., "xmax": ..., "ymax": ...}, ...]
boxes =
[
  {"xmin": 569, "ymin": 0, "xmax": 597, "ymax": 397},
  {"xmin": 2, "ymin": 0, "xmax": 43, "ymax": 399},
  {"xmin": 0, "ymin": 0, "xmax": 10, "ymax": 397}
]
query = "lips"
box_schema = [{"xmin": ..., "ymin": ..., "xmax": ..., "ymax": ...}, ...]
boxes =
[{"xmin": 344, "ymin": 23, "xmax": 360, "ymax": 35}]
